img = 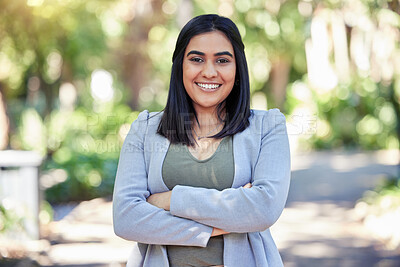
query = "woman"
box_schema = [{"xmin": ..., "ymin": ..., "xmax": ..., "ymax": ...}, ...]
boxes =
[{"xmin": 113, "ymin": 14, "xmax": 290, "ymax": 267}]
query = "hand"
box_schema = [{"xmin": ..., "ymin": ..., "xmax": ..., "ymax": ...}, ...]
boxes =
[
  {"xmin": 210, "ymin": 184, "xmax": 251, "ymax": 237},
  {"xmin": 147, "ymin": 191, "xmax": 172, "ymax": 211},
  {"xmin": 211, "ymin": 227, "xmax": 229, "ymax": 237},
  {"xmin": 243, "ymin": 182, "xmax": 252, "ymax": 188}
]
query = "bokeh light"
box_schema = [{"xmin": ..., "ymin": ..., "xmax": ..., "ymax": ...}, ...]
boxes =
[{"xmin": 90, "ymin": 69, "xmax": 114, "ymax": 102}]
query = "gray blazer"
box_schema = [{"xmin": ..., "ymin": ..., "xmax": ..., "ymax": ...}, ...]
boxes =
[{"xmin": 113, "ymin": 109, "xmax": 291, "ymax": 267}]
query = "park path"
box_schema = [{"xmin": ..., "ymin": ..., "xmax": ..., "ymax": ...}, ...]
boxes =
[
  {"xmin": 271, "ymin": 150, "xmax": 400, "ymax": 267},
  {"xmin": 40, "ymin": 150, "xmax": 400, "ymax": 266}
]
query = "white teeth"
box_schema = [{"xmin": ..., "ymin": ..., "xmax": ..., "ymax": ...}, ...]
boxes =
[{"xmin": 197, "ymin": 83, "xmax": 220, "ymax": 89}]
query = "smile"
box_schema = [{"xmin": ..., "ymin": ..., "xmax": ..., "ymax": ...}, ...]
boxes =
[{"xmin": 195, "ymin": 82, "xmax": 222, "ymax": 91}]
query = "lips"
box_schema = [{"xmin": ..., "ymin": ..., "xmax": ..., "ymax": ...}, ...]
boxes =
[{"xmin": 195, "ymin": 82, "xmax": 222, "ymax": 92}]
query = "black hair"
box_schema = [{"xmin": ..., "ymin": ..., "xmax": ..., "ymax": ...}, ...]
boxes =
[{"xmin": 157, "ymin": 14, "xmax": 251, "ymax": 146}]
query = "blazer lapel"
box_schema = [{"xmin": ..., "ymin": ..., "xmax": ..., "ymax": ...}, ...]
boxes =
[{"xmin": 145, "ymin": 128, "xmax": 170, "ymax": 194}]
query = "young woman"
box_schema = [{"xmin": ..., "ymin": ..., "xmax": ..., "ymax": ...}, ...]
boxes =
[{"xmin": 113, "ymin": 14, "xmax": 290, "ymax": 267}]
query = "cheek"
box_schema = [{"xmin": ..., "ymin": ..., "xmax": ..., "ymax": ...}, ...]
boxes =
[
  {"xmin": 223, "ymin": 67, "xmax": 236, "ymax": 83},
  {"xmin": 182, "ymin": 63, "xmax": 197, "ymax": 79},
  {"xmin": 182, "ymin": 65, "xmax": 195, "ymax": 95}
]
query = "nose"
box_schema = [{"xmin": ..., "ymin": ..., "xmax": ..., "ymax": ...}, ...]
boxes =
[{"xmin": 201, "ymin": 61, "xmax": 217, "ymax": 78}]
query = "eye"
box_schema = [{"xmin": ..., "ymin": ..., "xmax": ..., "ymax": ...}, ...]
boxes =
[
  {"xmin": 189, "ymin": 57, "xmax": 204, "ymax": 63},
  {"xmin": 217, "ymin": 58, "xmax": 229, "ymax": 64}
]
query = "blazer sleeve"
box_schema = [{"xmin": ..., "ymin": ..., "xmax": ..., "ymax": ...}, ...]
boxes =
[
  {"xmin": 169, "ymin": 109, "xmax": 291, "ymax": 233},
  {"xmin": 113, "ymin": 110, "xmax": 213, "ymax": 247}
]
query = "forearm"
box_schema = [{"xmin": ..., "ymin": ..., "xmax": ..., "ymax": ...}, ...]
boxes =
[
  {"xmin": 147, "ymin": 183, "xmax": 252, "ymax": 235},
  {"xmin": 114, "ymin": 195, "xmax": 213, "ymax": 246},
  {"xmin": 146, "ymin": 190, "xmax": 229, "ymax": 237},
  {"xmin": 147, "ymin": 190, "xmax": 172, "ymax": 211},
  {"xmin": 170, "ymin": 184, "xmax": 285, "ymax": 233},
  {"xmin": 146, "ymin": 183, "xmax": 251, "ymax": 211}
]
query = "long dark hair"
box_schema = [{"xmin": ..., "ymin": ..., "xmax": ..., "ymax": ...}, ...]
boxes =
[{"xmin": 157, "ymin": 14, "xmax": 251, "ymax": 146}]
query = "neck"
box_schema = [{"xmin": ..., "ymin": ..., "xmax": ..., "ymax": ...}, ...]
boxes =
[
  {"xmin": 195, "ymin": 110, "xmax": 222, "ymax": 128},
  {"xmin": 193, "ymin": 104, "xmax": 226, "ymax": 126},
  {"xmin": 191, "ymin": 108, "xmax": 225, "ymax": 140}
]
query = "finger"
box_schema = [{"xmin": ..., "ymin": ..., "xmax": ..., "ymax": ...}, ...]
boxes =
[{"xmin": 243, "ymin": 183, "xmax": 252, "ymax": 188}]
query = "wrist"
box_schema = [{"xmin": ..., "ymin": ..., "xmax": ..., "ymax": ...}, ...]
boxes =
[
  {"xmin": 211, "ymin": 228, "xmax": 217, "ymax": 237},
  {"xmin": 164, "ymin": 191, "xmax": 172, "ymax": 211}
]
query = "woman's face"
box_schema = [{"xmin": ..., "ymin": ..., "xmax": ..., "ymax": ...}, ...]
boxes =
[{"xmin": 182, "ymin": 31, "xmax": 236, "ymax": 114}]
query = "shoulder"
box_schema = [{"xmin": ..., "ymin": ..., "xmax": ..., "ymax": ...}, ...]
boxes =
[
  {"xmin": 250, "ymin": 108, "xmax": 286, "ymax": 125},
  {"xmin": 128, "ymin": 110, "xmax": 163, "ymax": 136},
  {"xmin": 250, "ymin": 108, "xmax": 285, "ymax": 119},
  {"xmin": 133, "ymin": 110, "xmax": 163, "ymax": 125},
  {"xmin": 247, "ymin": 109, "xmax": 287, "ymax": 138},
  {"xmin": 124, "ymin": 110, "xmax": 164, "ymax": 145}
]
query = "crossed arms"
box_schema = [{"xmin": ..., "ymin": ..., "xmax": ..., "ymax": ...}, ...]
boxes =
[{"xmin": 112, "ymin": 110, "xmax": 290, "ymax": 247}]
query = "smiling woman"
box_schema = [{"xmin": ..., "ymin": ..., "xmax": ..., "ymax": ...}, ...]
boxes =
[
  {"xmin": 183, "ymin": 31, "xmax": 236, "ymax": 115},
  {"xmin": 113, "ymin": 14, "xmax": 291, "ymax": 267}
]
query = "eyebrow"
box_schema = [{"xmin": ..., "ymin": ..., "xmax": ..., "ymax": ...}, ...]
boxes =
[
  {"xmin": 187, "ymin": 50, "xmax": 233, "ymax": 58},
  {"xmin": 215, "ymin": 51, "xmax": 233, "ymax": 58}
]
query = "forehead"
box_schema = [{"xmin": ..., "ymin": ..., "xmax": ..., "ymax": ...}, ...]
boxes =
[{"xmin": 185, "ymin": 31, "xmax": 234, "ymax": 53}]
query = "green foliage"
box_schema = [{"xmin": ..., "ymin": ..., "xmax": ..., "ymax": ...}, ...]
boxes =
[
  {"xmin": 363, "ymin": 178, "xmax": 400, "ymax": 205},
  {"xmin": 292, "ymin": 76, "xmax": 399, "ymax": 150},
  {"xmin": 356, "ymin": 176, "xmax": 400, "ymax": 249},
  {"xmin": 0, "ymin": 0, "xmax": 111, "ymax": 113},
  {"xmin": 0, "ymin": 0, "xmax": 131, "ymax": 203},
  {"xmin": 44, "ymin": 153, "xmax": 118, "ymax": 203},
  {"xmin": 0, "ymin": 202, "xmax": 23, "ymax": 234},
  {"xmin": 44, "ymin": 105, "xmax": 138, "ymax": 203},
  {"xmin": 2, "ymin": 0, "xmax": 400, "ymax": 204},
  {"xmin": 282, "ymin": 0, "xmax": 400, "ymax": 151}
]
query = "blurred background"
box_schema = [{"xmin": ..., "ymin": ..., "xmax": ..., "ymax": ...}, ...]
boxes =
[{"xmin": 0, "ymin": 0, "xmax": 399, "ymax": 266}]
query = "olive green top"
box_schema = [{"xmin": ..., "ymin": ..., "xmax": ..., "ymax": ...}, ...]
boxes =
[{"xmin": 162, "ymin": 136, "xmax": 234, "ymax": 267}]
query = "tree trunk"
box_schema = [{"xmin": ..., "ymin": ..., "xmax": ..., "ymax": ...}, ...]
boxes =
[
  {"xmin": 0, "ymin": 83, "xmax": 9, "ymax": 149},
  {"xmin": 120, "ymin": 0, "xmax": 164, "ymax": 110},
  {"xmin": 389, "ymin": 83, "xmax": 400, "ymax": 179},
  {"xmin": 268, "ymin": 57, "xmax": 291, "ymax": 110}
]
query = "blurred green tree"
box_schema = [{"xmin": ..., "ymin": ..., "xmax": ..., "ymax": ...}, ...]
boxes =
[
  {"xmin": 0, "ymin": 0, "xmax": 109, "ymax": 116},
  {"xmin": 1, "ymin": 0, "xmax": 399, "ymax": 203},
  {"xmin": 0, "ymin": 0, "xmax": 135, "ymax": 202}
]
